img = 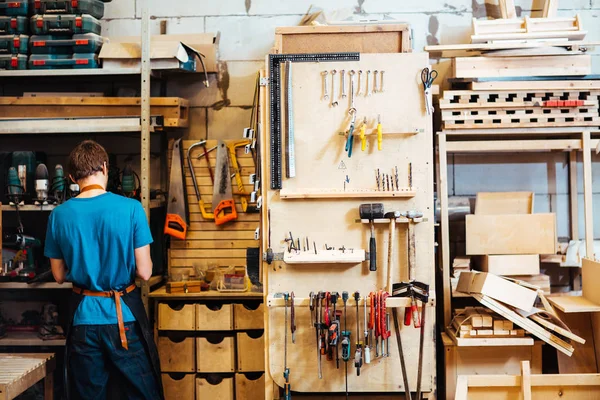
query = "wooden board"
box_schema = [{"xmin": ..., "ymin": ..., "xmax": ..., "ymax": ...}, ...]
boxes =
[
  {"xmin": 556, "ymin": 311, "xmax": 598, "ymax": 374},
  {"xmin": 273, "ymin": 25, "xmax": 411, "ymax": 54},
  {"xmin": 465, "ymin": 214, "xmax": 556, "ymax": 255},
  {"xmin": 470, "ymin": 80, "xmax": 600, "ymax": 91},
  {"xmin": 475, "ymin": 192, "xmax": 533, "ymax": 215},
  {"xmin": 479, "ymin": 255, "xmax": 540, "ymax": 276},
  {"xmin": 453, "ymin": 55, "xmax": 592, "ymax": 78},
  {"xmin": 262, "ymin": 53, "xmax": 434, "ymax": 394},
  {"xmin": 0, "ymin": 97, "xmax": 189, "ymax": 128}
]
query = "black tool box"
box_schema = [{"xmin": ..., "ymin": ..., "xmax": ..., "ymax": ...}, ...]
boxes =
[
  {"xmin": 30, "ymin": 14, "xmax": 101, "ymax": 35},
  {"xmin": 0, "ymin": 34, "xmax": 28, "ymax": 53},
  {"xmin": 0, "ymin": 53, "xmax": 26, "ymax": 69},
  {"xmin": 28, "ymin": 52, "xmax": 99, "ymax": 68},
  {"xmin": 0, "ymin": 16, "xmax": 27, "ymax": 34},
  {"xmin": 30, "ymin": 0, "xmax": 105, "ymax": 19},
  {"xmin": 0, "ymin": 0, "xmax": 28, "ymax": 16},
  {"xmin": 30, "ymin": 33, "xmax": 102, "ymax": 54}
]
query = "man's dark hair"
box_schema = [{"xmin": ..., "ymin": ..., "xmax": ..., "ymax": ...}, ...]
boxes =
[{"xmin": 68, "ymin": 140, "xmax": 109, "ymax": 181}]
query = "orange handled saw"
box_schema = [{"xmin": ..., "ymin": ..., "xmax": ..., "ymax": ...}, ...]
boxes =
[
  {"xmin": 164, "ymin": 139, "xmax": 188, "ymax": 239},
  {"xmin": 212, "ymin": 140, "xmax": 237, "ymax": 225}
]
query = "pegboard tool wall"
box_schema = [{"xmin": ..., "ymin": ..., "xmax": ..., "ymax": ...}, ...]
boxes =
[
  {"xmin": 261, "ymin": 53, "xmax": 435, "ymax": 394},
  {"xmin": 168, "ymin": 139, "xmax": 260, "ymax": 276}
]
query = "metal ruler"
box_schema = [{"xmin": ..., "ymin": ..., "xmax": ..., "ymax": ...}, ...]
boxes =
[
  {"xmin": 284, "ymin": 61, "xmax": 295, "ymax": 179},
  {"xmin": 268, "ymin": 52, "xmax": 360, "ymax": 189}
]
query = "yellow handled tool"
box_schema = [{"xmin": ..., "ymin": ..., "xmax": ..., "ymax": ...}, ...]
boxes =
[
  {"xmin": 360, "ymin": 118, "xmax": 367, "ymax": 151},
  {"xmin": 377, "ymin": 114, "xmax": 382, "ymax": 151}
]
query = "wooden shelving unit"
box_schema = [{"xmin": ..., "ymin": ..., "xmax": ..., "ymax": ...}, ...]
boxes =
[{"xmin": 0, "ymin": 331, "xmax": 65, "ymax": 347}]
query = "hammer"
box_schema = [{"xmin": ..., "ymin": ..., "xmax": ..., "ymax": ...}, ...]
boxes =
[
  {"xmin": 384, "ymin": 211, "xmax": 401, "ymax": 293},
  {"xmin": 359, "ymin": 203, "xmax": 384, "ymax": 272}
]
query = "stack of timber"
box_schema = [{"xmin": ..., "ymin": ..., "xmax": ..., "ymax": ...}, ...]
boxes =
[
  {"xmin": 451, "ymin": 307, "xmax": 525, "ymax": 339},
  {"xmin": 168, "ymin": 140, "xmax": 260, "ymax": 277}
]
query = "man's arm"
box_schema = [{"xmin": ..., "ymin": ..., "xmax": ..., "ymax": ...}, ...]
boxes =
[
  {"xmin": 135, "ymin": 244, "xmax": 153, "ymax": 281},
  {"xmin": 50, "ymin": 258, "xmax": 67, "ymax": 284}
]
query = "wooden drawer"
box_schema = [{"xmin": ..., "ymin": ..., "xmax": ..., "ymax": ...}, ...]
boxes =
[
  {"xmin": 234, "ymin": 303, "xmax": 264, "ymax": 330},
  {"xmin": 196, "ymin": 376, "xmax": 234, "ymax": 400},
  {"xmin": 158, "ymin": 336, "xmax": 195, "ymax": 372},
  {"xmin": 162, "ymin": 373, "xmax": 195, "ymax": 400},
  {"xmin": 196, "ymin": 303, "xmax": 233, "ymax": 331},
  {"xmin": 196, "ymin": 335, "xmax": 235, "ymax": 373},
  {"xmin": 158, "ymin": 303, "xmax": 196, "ymax": 331},
  {"xmin": 236, "ymin": 332, "xmax": 265, "ymax": 372},
  {"xmin": 236, "ymin": 373, "xmax": 265, "ymax": 400}
]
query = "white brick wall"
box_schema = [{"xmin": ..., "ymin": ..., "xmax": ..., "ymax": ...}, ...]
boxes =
[{"xmin": 101, "ymin": 0, "xmax": 600, "ymax": 240}]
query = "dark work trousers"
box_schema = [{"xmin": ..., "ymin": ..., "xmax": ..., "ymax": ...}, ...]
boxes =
[{"xmin": 69, "ymin": 322, "xmax": 161, "ymax": 400}]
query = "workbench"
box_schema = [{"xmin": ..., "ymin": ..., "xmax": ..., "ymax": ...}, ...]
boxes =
[{"xmin": 0, "ymin": 353, "xmax": 55, "ymax": 400}]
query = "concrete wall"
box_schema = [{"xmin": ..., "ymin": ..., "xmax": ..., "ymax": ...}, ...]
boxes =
[{"xmin": 102, "ymin": 0, "xmax": 600, "ymax": 240}]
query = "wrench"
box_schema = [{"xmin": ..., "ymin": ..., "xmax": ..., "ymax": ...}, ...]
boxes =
[
  {"xmin": 358, "ymin": 70, "xmax": 363, "ymax": 96},
  {"xmin": 380, "ymin": 71, "xmax": 385, "ymax": 93},
  {"xmin": 341, "ymin": 69, "xmax": 347, "ymax": 98},
  {"xmin": 366, "ymin": 70, "xmax": 371, "ymax": 97},
  {"xmin": 373, "ymin": 70, "xmax": 378, "ymax": 94},
  {"xmin": 348, "ymin": 70, "xmax": 356, "ymax": 114},
  {"xmin": 331, "ymin": 69, "xmax": 338, "ymax": 107},
  {"xmin": 322, "ymin": 71, "xmax": 329, "ymax": 100}
]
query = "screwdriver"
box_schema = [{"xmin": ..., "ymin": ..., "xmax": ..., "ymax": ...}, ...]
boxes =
[
  {"xmin": 360, "ymin": 117, "xmax": 367, "ymax": 151},
  {"xmin": 377, "ymin": 114, "xmax": 382, "ymax": 151}
]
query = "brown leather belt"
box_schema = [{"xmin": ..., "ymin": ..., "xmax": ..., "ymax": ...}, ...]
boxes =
[{"xmin": 72, "ymin": 283, "xmax": 137, "ymax": 350}]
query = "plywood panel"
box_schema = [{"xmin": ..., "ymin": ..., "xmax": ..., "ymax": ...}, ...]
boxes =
[
  {"xmin": 475, "ymin": 192, "xmax": 533, "ymax": 215},
  {"xmin": 453, "ymin": 55, "xmax": 592, "ymax": 78},
  {"xmin": 479, "ymin": 255, "xmax": 540, "ymax": 276},
  {"xmin": 262, "ymin": 53, "xmax": 434, "ymax": 394}
]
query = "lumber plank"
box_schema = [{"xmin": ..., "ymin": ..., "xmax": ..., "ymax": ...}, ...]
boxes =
[
  {"xmin": 499, "ymin": 0, "xmax": 517, "ymax": 19},
  {"xmin": 470, "ymin": 80, "xmax": 600, "ymax": 91},
  {"xmin": 453, "ymin": 55, "xmax": 592, "ymax": 79},
  {"xmin": 479, "ymin": 255, "xmax": 540, "ymax": 276},
  {"xmin": 556, "ymin": 311, "xmax": 597, "ymax": 373},
  {"xmin": 475, "ymin": 192, "xmax": 533, "ymax": 215}
]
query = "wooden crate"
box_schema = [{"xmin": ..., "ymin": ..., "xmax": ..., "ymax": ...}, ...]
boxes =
[
  {"xmin": 158, "ymin": 303, "xmax": 196, "ymax": 331},
  {"xmin": 162, "ymin": 373, "xmax": 195, "ymax": 400},
  {"xmin": 236, "ymin": 373, "xmax": 265, "ymax": 400},
  {"xmin": 196, "ymin": 303, "xmax": 233, "ymax": 331},
  {"xmin": 158, "ymin": 336, "xmax": 195, "ymax": 372},
  {"xmin": 168, "ymin": 139, "xmax": 260, "ymax": 276},
  {"xmin": 273, "ymin": 24, "xmax": 411, "ymax": 54},
  {"xmin": 234, "ymin": 303, "xmax": 264, "ymax": 330},
  {"xmin": 443, "ymin": 333, "xmax": 542, "ymax": 400},
  {"xmin": 236, "ymin": 332, "xmax": 265, "ymax": 372},
  {"xmin": 196, "ymin": 376, "xmax": 234, "ymax": 400},
  {"xmin": 196, "ymin": 336, "xmax": 235, "ymax": 373}
]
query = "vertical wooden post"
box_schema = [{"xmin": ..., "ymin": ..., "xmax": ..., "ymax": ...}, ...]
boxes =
[
  {"xmin": 44, "ymin": 372, "xmax": 54, "ymax": 400},
  {"xmin": 499, "ymin": 0, "xmax": 517, "ymax": 19},
  {"xmin": 521, "ymin": 361, "xmax": 532, "ymax": 400},
  {"xmin": 569, "ymin": 150, "xmax": 579, "ymax": 241},
  {"xmin": 437, "ymin": 133, "xmax": 451, "ymax": 327},
  {"xmin": 543, "ymin": 0, "xmax": 559, "ymax": 18},
  {"xmin": 582, "ymin": 131, "xmax": 594, "ymax": 259}
]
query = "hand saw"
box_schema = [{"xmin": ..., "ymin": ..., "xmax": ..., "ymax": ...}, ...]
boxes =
[
  {"xmin": 212, "ymin": 140, "xmax": 237, "ymax": 225},
  {"xmin": 164, "ymin": 138, "xmax": 188, "ymax": 239}
]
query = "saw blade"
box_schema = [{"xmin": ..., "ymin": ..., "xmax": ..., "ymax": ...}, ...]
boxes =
[
  {"xmin": 212, "ymin": 140, "xmax": 233, "ymax": 211},
  {"xmin": 166, "ymin": 139, "xmax": 188, "ymax": 223}
]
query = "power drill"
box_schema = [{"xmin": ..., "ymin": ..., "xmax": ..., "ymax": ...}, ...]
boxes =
[{"xmin": 3, "ymin": 233, "xmax": 41, "ymax": 278}]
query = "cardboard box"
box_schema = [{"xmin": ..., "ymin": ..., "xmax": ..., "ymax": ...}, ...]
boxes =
[
  {"xmin": 480, "ymin": 254, "xmax": 540, "ymax": 276},
  {"xmin": 99, "ymin": 33, "xmax": 218, "ymax": 72},
  {"xmin": 457, "ymin": 271, "xmax": 538, "ymax": 312},
  {"xmin": 466, "ymin": 214, "xmax": 556, "ymax": 255}
]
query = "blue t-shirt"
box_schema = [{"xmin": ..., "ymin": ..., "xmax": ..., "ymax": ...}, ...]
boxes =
[{"xmin": 44, "ymin": 192, "xmax": 153, "ymax": 325}]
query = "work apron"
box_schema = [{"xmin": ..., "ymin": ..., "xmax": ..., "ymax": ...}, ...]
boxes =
[{"xmin": 63, "ymin": 285, "xmax": 165, "ymax": 400}]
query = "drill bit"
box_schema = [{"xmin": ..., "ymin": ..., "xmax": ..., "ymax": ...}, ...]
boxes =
[
  {"xmin": 395, "ymin": 166, "xmax": 399, "ymax": 189},
  {"xmin": 386, "ymin": 174, "xmax": 390, "ymax": 191},
  {"xmin": 376, "ymin": 169, "xmax": 381, "ymax": 191},
  {"xmin": 314, "ymin": 241, "xmax": 317, "ymax": 254},
  {"xmin": 409, "ymin": 162, "xmax": 413, "ymax": 189}
]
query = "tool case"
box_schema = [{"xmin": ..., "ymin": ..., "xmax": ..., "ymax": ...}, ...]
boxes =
[
  {"xmin": 30, "ymin": 0, "xmax": 105, "ymax": 20},
  {"xmin": 30, "ymin": 14, "xmax": 101, "ymax": 35},
  {"xmin": 0, "ymin": 34, "xmax": 28, "ymax": 53},
  {"xmin": 0, "ymin": 16, "xmax": 28, "ymax": 34},
  {"xmin": 0, "ymin": 0, "xmax": 28, "ymax": 16},
  {"xmin": 0, "ymin": 53, "xmax": 26, "ymax": 69},
  {"xmin": 28, "ymin": 52, "xmax": 99, "ymax": 68},
  {"xmin": 30, "ymin": 33, "xmax": 102, "ymax": 54}
]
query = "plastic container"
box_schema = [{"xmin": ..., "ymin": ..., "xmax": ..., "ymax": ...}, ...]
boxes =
[
  {"xmin": 0, "ymin": 0, "xmax": 28, "ymax": 17},
  {"xmin": 28, "ymin": 52, "xmax": 99, "ymax": 69},
  {"xmin": 30, "ymin": 0, "xmax": 104, "ymax": 20},
  {"xmin": 0, "ymin": 53, "xmax": 26, "ymax": 69},
  {"xmin": 0, "ymin": 34, "xmax": 28, "ymax": 54},
  {"xmin": 30, "ymin": 14, "xmax": 101, "ymax": 35},
  {"xmin": 30, "ymin": 33, "xmax": 102, "ymax": 54},
  {"xmin": 0, "ymin": 16, "xmax": 27, "ymax": 34}
]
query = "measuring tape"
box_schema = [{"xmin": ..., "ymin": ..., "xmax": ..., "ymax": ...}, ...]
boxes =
[{"xmin": 268, "ymin": 52, "xmax": 360, "ymax": 189}]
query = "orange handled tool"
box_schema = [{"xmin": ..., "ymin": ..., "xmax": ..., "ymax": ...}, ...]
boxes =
[
  {"xmin": 360, "ymin": 118, "xmax": 367, "ymax": 151},
  {"xmin": 212, "ymin": 140, "xmax": 238, "ymax": 226},
  {"xmin": 164, "ymin": 139, "xmax": 188, "ymax": 240}
]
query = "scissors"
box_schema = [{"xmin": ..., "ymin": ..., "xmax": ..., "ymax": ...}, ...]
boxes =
[{"xmin": 421, "ymin": 67, "xmax": 438, "ymax": 115}]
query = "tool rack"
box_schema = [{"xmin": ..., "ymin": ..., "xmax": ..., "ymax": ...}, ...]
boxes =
[{"xmin": 260, "ymin": 52, "xmax": 436, "ymax": 397}]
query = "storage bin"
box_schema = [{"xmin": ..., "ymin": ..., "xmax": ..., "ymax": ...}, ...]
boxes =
[
  {"xmin": 236, "ymin": 331, "xmax": 265, "ymax": 372},
  {"xmin": 158, "ymin": 303, "xmax": 196, "ymax": 331},
  {"xmin": 0, "ymin": 53, "xmax": 26, "ymax": 69},
  {"xmin": 234, "ymin": 303, "xmax": 264, "ymax": 330},
  {"xmin": 196, "ymin": 303, "xmax": 233, "ymax": 331},
  {"xmin": 196, "ymin": 376, "xmax": 233, "ymax": 400},
  {"xmin": 0, "ymin": 0, "xmax": 28, "ymax": 17},
  {"xmin": 30, "ymin": 0, "xmax": 105, "ymax": 19},
  {"xmin": 0, "ymin": 16, "xmax": 28, "ymax": 34},
  {"xmin": 235, "ymin": 373, "xmax": 265, "ymax": 400},
  {"xmin": 30, "ymin": 14, "xmax": 101, "ymax": 35},
  {"xmin": 196, "ymin": 335, "xmax": 235, "ymax": 373},
  {"xmin": 0, "ymin": 34, "xmax": 28, "ymax": 54},
  {"xmin": 30, "ymin": 33, "xmax": 103, "ymax": 54},
  {"xmin": 158, "ymin": 336, "xmax": 195, "ymax": 373},
  {"xmin": 28, "ymin": 53, "xmax": 99, "ymax": 69},
  {"xmin": 162, "ymin": 373, "xmax": 195, "ymax": 400}
]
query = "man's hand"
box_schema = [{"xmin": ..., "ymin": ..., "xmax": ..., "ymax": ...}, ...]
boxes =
[
  {"xmin": 135, "ymin": 245, "xmax": 153, "ymax": 281},
  {"xmin": 49, "ymin": 258, "xmax": 68, "ymax": 284}
]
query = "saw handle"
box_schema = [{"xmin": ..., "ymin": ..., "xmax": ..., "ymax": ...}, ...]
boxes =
[
  {"xmin": 164, "ymin": 214, "xmax": 187, "ymax": 240},
  {"xmin": 213, "ymin": 199, "xmax": 237, "ymax": 226}
]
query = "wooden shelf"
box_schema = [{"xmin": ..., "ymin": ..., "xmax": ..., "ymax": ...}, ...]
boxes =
[
  {"xmin": 149, "ymin": 286, "xmax": 263, "ymax": 300},
  {"xmin": 0, "ymin": 282, "xmax": 72, "ymax": 289},
  {"xmin": 1, "ymin": 205, "xmax": 56, "ymax": 212},
  {"xmin": 283, "ymin": 249, "xmax": 365, "ymax": 264},
  {"xmin": 0, "ymin": 117, "xmax": 146, "ymax": 135},
  {"xmin": 547, "ymin": 295, "xmax": 600, "ymax": 313},
  {"xmin": 0, "ymin": 331, "xmax": 65, "ymax": 347},
  {"xmin": 0, "ymin": 68, "xmax": 142, "ymax": 77},
  {"xmin": 280, "ymin": 188, "xmax": 416, "ymax": 199},
  {"xmin": 446, "ymin": 328, "xmax": 534, "ymax": 347}
]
